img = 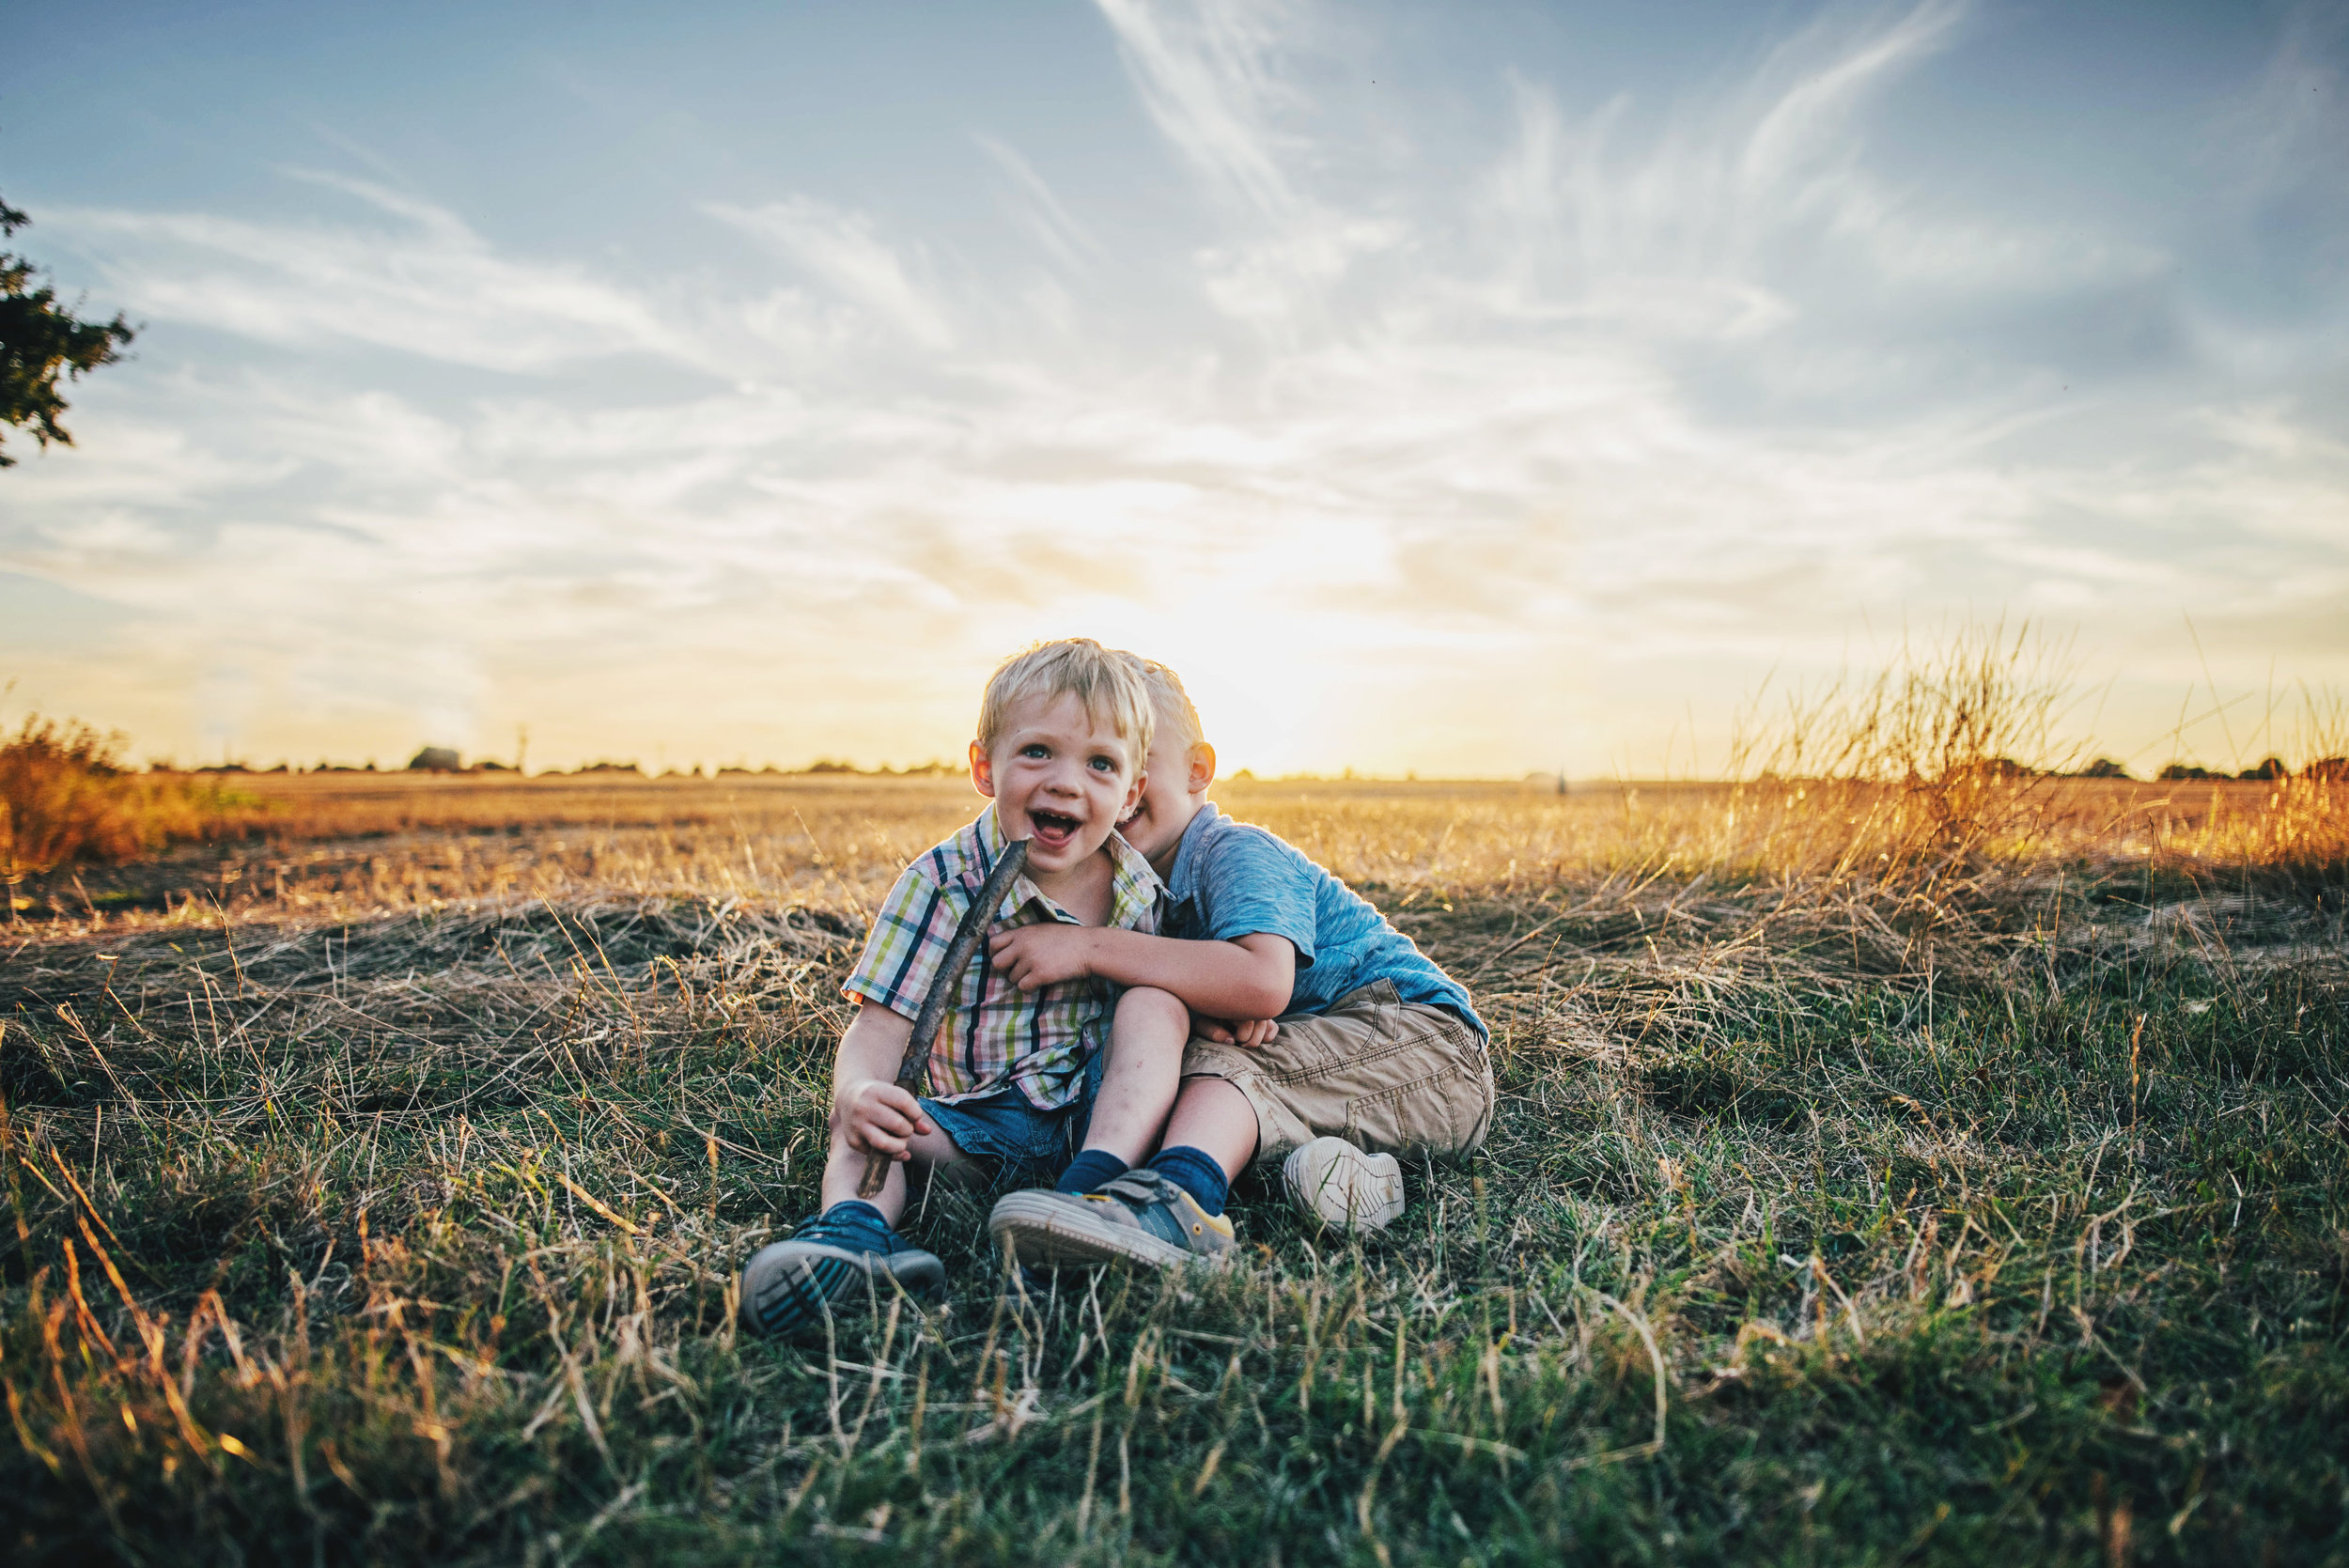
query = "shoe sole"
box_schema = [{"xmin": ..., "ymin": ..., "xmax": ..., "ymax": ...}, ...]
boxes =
[
  {"xmin": 1282, "ymin": 1137, "xmax": 1405, "ymax": 1234},
  {"xmin": 739, "ymin": 1241, "xmax": 946, "ymax": 1336},
  {"xmin": 988, "ymin": 1190, "xmax": 1217, "ymax": 1269}
]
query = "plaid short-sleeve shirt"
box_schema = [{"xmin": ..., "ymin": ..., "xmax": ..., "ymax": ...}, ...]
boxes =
[{"xmin": 844, "ymin": 806, "xmax": 1163, "ymax": 1110}]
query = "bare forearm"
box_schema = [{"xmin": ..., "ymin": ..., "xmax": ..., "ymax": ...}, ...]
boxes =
[
  {"xmin": 828, "ymin": 1001, "xmax": 935, "ymax": 1167},
  {"xmin": 1076, "ymin": 929, "xmax": 1292, "ymax": 1019},
  {"xmin": 832, "ymin": 1003, "xmax": 914, "ymax": 1100}
]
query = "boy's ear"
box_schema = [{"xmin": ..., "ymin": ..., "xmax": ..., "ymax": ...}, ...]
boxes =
[
  {"xmin": 1189, "ymin": 741, "xmax": 1217, "ymax": 795},
  {"xmin": 968, "ymin": 738, "xmax": 995, "ymax": 798}
]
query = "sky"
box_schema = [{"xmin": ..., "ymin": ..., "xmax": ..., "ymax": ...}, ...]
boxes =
[{"xmin": 3, "ymin": 0, "xmax": 2345, "ymax": 777}]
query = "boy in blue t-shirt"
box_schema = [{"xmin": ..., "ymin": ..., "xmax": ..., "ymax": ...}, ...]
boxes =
[{"xmin": 986, "ymin": 659, "xmax": 1493, "ymax": 1265}]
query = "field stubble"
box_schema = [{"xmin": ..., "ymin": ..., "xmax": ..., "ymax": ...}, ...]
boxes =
[{"xmin": 0, "ymin": 768, "xmax": 2343, "ymax": 1564}]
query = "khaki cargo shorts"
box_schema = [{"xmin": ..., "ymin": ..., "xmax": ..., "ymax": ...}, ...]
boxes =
[{"xmin": 1179, "ymin": 979, "xmax": 1495, "ymax": 1168}]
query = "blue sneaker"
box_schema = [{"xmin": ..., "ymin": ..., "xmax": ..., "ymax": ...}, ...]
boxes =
[{"xmin": 739, "ymin": 1208, "xmax": 946, "ymax": 1338}]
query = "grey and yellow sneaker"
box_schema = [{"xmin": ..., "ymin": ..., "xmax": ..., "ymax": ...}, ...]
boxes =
[
  {"xmin": 1281, "ymin": 1136, "xmax": 1405, "ymax": 1234},
  {"xmin": 739, "ymin": 1213, "xmax": 946, "ymax": 1339},
  {"xmin": 988, "ymin": 1169, "xmax": 1237, "ymax": 1268}
]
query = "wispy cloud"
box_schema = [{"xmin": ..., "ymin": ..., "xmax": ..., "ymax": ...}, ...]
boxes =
[
  {"xmin": 707, "ymin": 197, "xmax": 955, "ymax": 349},
  {"xmin": 1736, "ymin": 1, "xmax": 1964, "ymax": 193},
  {"xmin": 1091, "ymin": 0, "xmax": 1307, "ymax": 219},
  {"xmin": 975, "ymin": 136, "xmax": 1105, "ymax": 272},
  {"xmin": 54, "ymin": 172, "xmax": 701, "ymax": 374},
  {"xmin": 1093, "ymin": 0, "xmax": 1406, "ymax": 336}
]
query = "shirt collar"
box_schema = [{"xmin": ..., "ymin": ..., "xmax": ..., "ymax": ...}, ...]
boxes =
[
  {"xmin": 1102, "ymin": 827, "xmax": 1165, "ymax": 922},
  {"xmin": 975, "ymin": 799, "xmax": 1011, "ymax": 860},
  {"xmin": 1164, "ymin": 800, "xmax": 1224, "ymax": 904}
]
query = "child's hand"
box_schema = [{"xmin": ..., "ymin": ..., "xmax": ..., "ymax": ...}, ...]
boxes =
[
  {"xmin": 1190, "ymin": 1013, "xmax": 1282, "ymax": 1048},
  {"xmin": 988, "ymin": 923, "xmax": 1097, "ymax": 991},
  {"xmin": 837, "ymin": 1079, "xmax": 935, "ymax": 1162}
]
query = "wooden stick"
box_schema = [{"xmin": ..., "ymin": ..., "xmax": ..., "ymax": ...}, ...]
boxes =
[{"xmin": 857, "ymin": 838, "xmax": 1031, "ymax": 1199}]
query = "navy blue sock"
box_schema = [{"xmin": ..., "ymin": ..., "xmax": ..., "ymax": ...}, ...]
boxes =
[
  {"xmin": 812, "ymin": 1199, "xmax": 898, "ymax": 1253},
  {"xmin": 1057, "ymin": 1148, "xmax": 1129, "ymax": 1195},
  {"xmin": 1152, "ymin": 1145, "xmax": 1231, "ymax": 1218}
]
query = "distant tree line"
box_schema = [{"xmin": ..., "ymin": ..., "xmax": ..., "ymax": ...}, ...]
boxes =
[
  {"xmin": 2156, "ymin": 756, "xmax": 2345, "ymax": 783},
  {"xmin": 155, "ymin": 751, "xmax": 970, "ymax": 777},
  {"xmin": 155, "ymin": 749, "xmax": 2349, "ymax": 785},
  {"xmin": 1758, "ymin": 754, "xmax": 2345, "ymax": 784},
  {"xmin": 2070, "ymin": 756, "xmax": 2342, "ymax": 783}
]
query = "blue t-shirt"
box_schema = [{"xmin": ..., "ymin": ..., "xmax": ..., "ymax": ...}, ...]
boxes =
[{"xmin": 1161, "ymin": 803, "xmax": 1486, "ymax": 1038}]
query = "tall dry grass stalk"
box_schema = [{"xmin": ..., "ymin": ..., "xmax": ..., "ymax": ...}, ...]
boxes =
[
  {"xmin": 1675, "ymin": 626, "xmax": 2348, "ymax": 908},
  {"xmin": 1712, "ymin": 621, "xmax": 2080, "ymax": 888},
  {"xmin": 2139, "ymin": 688, "xmax": 2349, "ymax": 878},
  {"xmin": 1736, "ymin": 620, "xmax": 2077, "ymax": 784}
]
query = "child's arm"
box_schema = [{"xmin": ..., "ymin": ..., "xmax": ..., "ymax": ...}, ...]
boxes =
[
  {"xmin": 988, "ymin": 924, "xmax": 1294, "ymax": 1023},
  {"xmin": 830, "ymin": 1001, "xmax": 938, "ymax": 1166}
]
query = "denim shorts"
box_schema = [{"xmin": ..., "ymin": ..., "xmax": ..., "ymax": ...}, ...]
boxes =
[{"xmin": 921, "ymin": 1045, "xmax": 1103, "ymax": 1192}]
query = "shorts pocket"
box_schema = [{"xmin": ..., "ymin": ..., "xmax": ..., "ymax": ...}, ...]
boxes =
[{"xmin": 1344, "ymin": 1055, "xmax": 1491, "ymax": 1159}]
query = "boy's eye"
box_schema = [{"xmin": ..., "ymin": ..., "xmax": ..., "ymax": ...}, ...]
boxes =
[
  {"xmin": 1089, "ymin": 754, "xmax": 1118, "ymax": 772},
  {"xmin": 1021, "ymin": 744, "xmax": 1050, "ymax": 759}
]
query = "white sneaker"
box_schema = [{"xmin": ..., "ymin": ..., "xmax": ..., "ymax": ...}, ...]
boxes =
[{"xmin": 1281, "ymin": 1136, "xmax": 1405, "ymax": 1234}]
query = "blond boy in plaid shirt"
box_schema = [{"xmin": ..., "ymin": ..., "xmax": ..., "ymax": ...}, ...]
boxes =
[{"xmin": 739, "ymin": 639, "xmax": 1224, "ymax": 1337}]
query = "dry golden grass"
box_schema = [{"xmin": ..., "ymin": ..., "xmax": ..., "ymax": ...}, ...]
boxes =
[
  {"xmin": 17, "ymin": 617, "xmax": 2346, "ymax": 923},
  {"xmin": 53, "ymin": 768, "xmax": 2306, "ymax": 1002},
  {"xmin": 86, "ymin": 765, "xmax": 2334, "ymax": 909}
]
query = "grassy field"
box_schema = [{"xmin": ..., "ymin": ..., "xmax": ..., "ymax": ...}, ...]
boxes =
[{"xmin": 1, "ymin": 768, "xmax": 2343, "ymax": 1564}]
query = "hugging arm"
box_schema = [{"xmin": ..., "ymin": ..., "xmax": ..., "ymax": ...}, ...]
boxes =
[{"xmin": 988, "ymin": 925, "xmax": 1296, "ymax": 1034}]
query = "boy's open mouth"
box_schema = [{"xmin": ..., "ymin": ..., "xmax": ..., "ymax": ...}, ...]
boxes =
[{"xmin": 1027, "ymin": 807, "xmax": 1082, "ymax": 846}]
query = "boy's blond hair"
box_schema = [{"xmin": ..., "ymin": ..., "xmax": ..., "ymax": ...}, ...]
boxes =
[
  {"xmin": 1123, "ymin": 655, "xmax": 1205, "ymax": 761},
  {"xmin": 978, "ymin": 639, "xmax": 1154, "ymax": 763}
]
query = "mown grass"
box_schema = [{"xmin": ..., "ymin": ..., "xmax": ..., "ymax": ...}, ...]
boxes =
[{"xmin": 0, "ymin": 770, "xmax": 2342, "ymax": 1565}]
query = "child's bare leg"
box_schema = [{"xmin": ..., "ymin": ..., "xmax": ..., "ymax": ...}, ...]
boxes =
[
  {"xmin": 1159, "ymin": 1076, "xmax": 1259, "ymax": 1180},
  {"xmin": 985, "ymin": 986, "xmax": 1237, "ymax": 1267},
  {"xmin": 1080, "ymin": 986, "xmax": 1188, "ymax": 1164},
  {"xmin": 984, "ymin": 987, "xmax": 1236, "ymax": 1267},
  {"xmin": 817, "ymin": 1115, "xmax": 978, "ymax": 1224}
]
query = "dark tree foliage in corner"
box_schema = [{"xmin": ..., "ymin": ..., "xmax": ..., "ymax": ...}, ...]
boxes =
[{"xmin": 0, "ymin": 194, "xmax": 135, "ymax": 467}]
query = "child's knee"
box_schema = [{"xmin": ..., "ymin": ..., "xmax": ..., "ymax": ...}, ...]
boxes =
[{"xmin": 1114, "ymin": 985, "xmax": 1188, "ymax": 1038}]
